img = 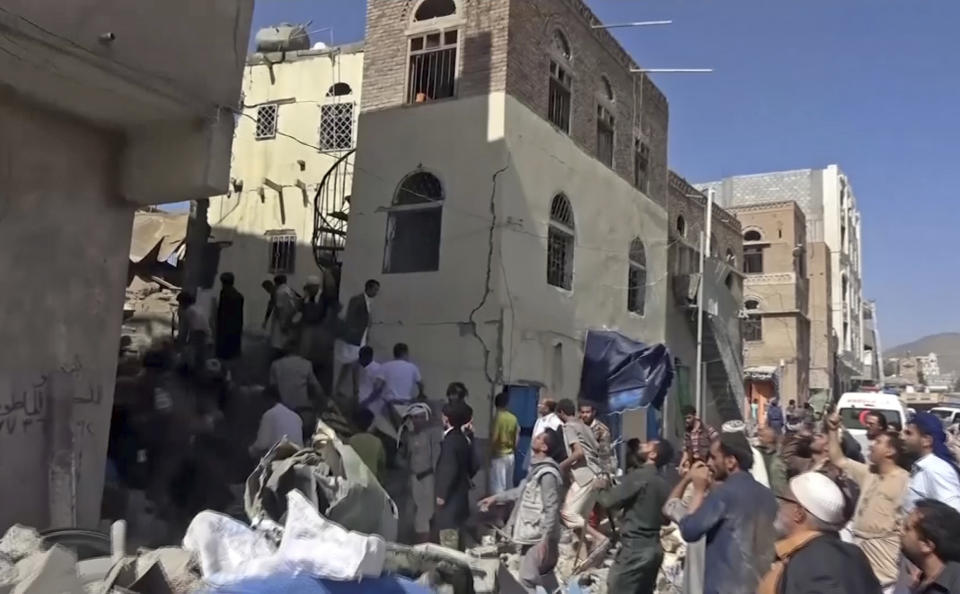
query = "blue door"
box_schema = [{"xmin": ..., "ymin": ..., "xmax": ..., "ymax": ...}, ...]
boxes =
[{"xmin": 507, "ymin": 385, "xmax": 540, "ymax": 485}]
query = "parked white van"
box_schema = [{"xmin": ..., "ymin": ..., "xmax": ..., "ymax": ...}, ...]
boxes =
[
  {"xmin": 930, "ymin": 407, "xmax": 960, "ymax": 428},
  {"xmin": 837, "ymin": 392, "xmax": 908, "ymax": 453}
]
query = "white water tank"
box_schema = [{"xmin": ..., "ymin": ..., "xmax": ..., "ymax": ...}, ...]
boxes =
[{"xmin": 255, "ymin": 24, "xmax": 310, "ymax": 53}]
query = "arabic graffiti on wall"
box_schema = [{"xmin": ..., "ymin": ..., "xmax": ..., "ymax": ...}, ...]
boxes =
[{"xmin": 0, "ymin": 357, "xmax": 105, "ymax": 438}]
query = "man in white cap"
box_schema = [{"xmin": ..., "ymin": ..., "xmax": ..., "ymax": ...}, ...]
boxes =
[{"xmin": 758, "ymin": 472, "xmax": 881, "ymax": 594}]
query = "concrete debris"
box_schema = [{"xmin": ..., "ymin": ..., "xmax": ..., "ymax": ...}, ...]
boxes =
[
  {"xmin": 0, "ymin": 526, "xmax": 43, "ymax": 564},
  {"xmin": 9, "ymin": 545, "xmax": 83, "ymax": 594}
]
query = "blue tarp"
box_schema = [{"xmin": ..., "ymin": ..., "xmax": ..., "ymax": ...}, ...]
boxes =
[
  {"xmin": 579, "ymin": 330, "xmax": 674, "ymax": 413},
  {"xmin": 203, "ymin": 575, "xmax": 431, "ymax": 594}
]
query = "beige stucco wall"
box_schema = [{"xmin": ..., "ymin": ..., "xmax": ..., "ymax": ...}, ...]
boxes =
[
  {"xmin": 807, "ymin": 241, "xmax": 834, "ymax": 395},
  {"xmin": 210, "ymin": 48, "xmax": 364, "ymax": 328},
  {"xmin": 340, "ymin": 92, "xmax": 668, "ymax": 435},
  {"xmin": 0, "ymin": 93, "xmax": 132, "ymax": 531}
]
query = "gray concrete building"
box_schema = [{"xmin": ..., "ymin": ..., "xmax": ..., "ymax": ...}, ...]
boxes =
[{"xmin": 0, "ymin": 1, "xmax": 253, "ymax": 531}]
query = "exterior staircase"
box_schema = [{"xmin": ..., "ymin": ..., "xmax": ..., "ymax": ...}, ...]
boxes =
[
  {"xmin": 702, "ymin": 312, "xmax": 747, "ymax": 423},
  {"xmin": 312, "ymin": 148, "xmax": 355, "ymax": 274}
]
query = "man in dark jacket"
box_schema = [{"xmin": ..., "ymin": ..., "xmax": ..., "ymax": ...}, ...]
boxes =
[
  {"xmin": 215, "ymin": 272, "xmax": 244, "ymax": 361},
  {"xmin": 596, "ymin": 438, "xmax": 674, "ymax": 593},
  {"xmin": 758, "ymin": 471, "xmax": 880, "ymax": 594},
  {"xmin": 333, "ymin": 278, "xmax": 379, "ymax": 395},
  {"xmin": 435, "ymin": 401, "xmax": 477, "ymax": 550}
]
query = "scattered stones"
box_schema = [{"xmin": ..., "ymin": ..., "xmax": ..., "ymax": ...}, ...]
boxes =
[{"xmin": 0, "ymin": 526, "xmax": 43, "ymax": 564}]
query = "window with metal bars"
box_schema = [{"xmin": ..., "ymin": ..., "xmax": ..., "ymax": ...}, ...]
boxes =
[
  {"xmin": 384, "ymin": 171, "xmax": 444, "ymax": 273},
  {"xmin": 597, "ymin": 105, "xmax": 615, "ymax": 167},
  {"xmin": 548, "ymin": 61, "xmax": 572, "ymax": 133},
  {"xmin": 266, "ymin": 230, "xmax": 296, "ymax": 274},
  {"xmin": 634, "ymin": 139, "xmax": 650, "ymax": 191},
  {"xmin": 742, "ymin": 300, "xmax": 762, "ymax": 341},
  {"xmin": 627, "ymin": 237, "xmax": 646, "ymax": 314},
  {"xmin": 255, "ymin": 104, "xmax": 278, "ymax": 140},
  {"xmin": 547, "ymin": 194, "xmax": 574, "ymax": 289},
  {"xmin": 319, "ymin": 103, "xmax": 354, "ymax": 151},
  {"xmin": 407, "ymin": 30, "xmax": 458, "ymax": 104}
]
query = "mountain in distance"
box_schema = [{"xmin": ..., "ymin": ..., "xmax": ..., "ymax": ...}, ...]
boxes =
[{"xmin": 885, "ymin": 332, "xmax": 960, "ymax": 376}]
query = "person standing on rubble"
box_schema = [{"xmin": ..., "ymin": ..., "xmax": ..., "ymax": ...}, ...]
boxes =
[
  {"xmin": 334, "ymin": 278, "xmax": 379, "ymax": 396},
  {"xmin": 268, "ymin": 274, "xmax": 300, "ymax": 360},
  {"xmin": 214, "ymin": 272, "xmax": 244, "ymax": 363},
  {"xmin": 269, "ymin": 343, "xmax": 325, "ymax": 438},
  {"xmin": 595, "ymin": 438, "xmax": 674, "ymax": 593},
  {"xmin": 398, "ymin": 402, "xmax": 441, "ymax": 544},
  {"xmin": 435, "ymin": 401, "xmax": 477, "ymax": 550},
  {"xmin": 479, "ymin": 431, "xmax": 562, "ymax": 594}
]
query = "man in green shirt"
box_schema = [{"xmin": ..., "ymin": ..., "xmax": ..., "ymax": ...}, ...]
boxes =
[
  {"xmin": 595, "ymin": 438, "xmax": 674, "ymax": 593},
  {"xmin": 348, "ymin": 408, "xmax": 386, "ymax": 484},
  {"xmin": 490, "ymin": 391, "xmax": 519, "ymax": 495}
]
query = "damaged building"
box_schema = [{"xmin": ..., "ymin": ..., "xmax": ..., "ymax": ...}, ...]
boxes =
[{"xmin": 340, "ymin": 0, "xmax": 674, "ymax": 444}]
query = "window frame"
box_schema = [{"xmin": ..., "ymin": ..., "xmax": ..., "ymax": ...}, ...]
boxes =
[
  {"xmin": 742, "ymin": 299, "xmax": 763, "ymax": 342},
  {"xmin": 266, "ymin": 229, "xmax": 297, "ymax": 274},
  {"xmin": 548, "ymin": 59, "xmax": 573, "ymax": 134},
  {"xmin": 743, "ymin": 245, "xmax": 764, "ymax": 274},
  {"xmin": 627, "ymin": 238, "xmax": 647, "ymax": 315},
  {"xmin": 634, "ymin": 139, "xmax": 650, "ymax": 192},
  {"xmin": 405, "ymin": 29, "xmax": 461, "ymax": 104},
  {"xmin": 596, "ymin": 104, "xmax": 615, "ymax": 167},
  {"xmin": 255, "ymin": 103, "xmax": 279, "ymax": 140},
  {"xmin": 318, "ymin": 101, "xmax": 355, "ymax": 151},
  {"xmin": 547, "ymin": 194, "xmax": 575, "ymax": 290},
  {"xmin": 383, "ymin": 170, "xmax": 445, "ymax": 274}
]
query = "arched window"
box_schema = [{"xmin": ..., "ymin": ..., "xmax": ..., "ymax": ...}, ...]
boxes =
[
  {"xmin": 743, "ymin": 299, "xmax": 762, "ymax": 342},
  {"xmin": 384, "ymin": 171, "xmax": 444, "ymax": 273},
  {"xmin": 413, "ymin": 0, "xmax": 457, "ymax": 21},
  {"xmin": 326, "ymin": 83, "xmax": 353, "ymax": 97},
  {"xmin": 547, "ymin": 194, "xmax": 575, "ymax": 289},
  {"xmin": 627, "ymin": 238, "xmax": 647, "ymax": 315},
  {"xmin": 600, "ymin": 75, "xmax": 614, "ymax": 102},
  {"xmin": 743, "ymin": 229, "xmax": 764, "ymax": 273},
  {"xmin": 553, "ymin": 30, "xmax": 571, "ymax": 61},
  {"xmin": 676, "ymin": 216, "xmax": 686, "ymax": 237}
]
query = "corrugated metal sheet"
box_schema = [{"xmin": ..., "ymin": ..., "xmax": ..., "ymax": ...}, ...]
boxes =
[{"xmin": 129, "ymin": 211, "xmax": 189, "ymax": 264}]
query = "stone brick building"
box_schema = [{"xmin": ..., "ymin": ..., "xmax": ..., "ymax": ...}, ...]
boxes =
[
  {"xmin": 728, "ymin": 201, "xmax": 811, "ymax": 410},
  {"xmin": 341, "ymin": 0, "xmax": 673, "ymax": 451},
  {"xmin": 664, "ymin": 172, "xmax": 744, "ymax": 435}
]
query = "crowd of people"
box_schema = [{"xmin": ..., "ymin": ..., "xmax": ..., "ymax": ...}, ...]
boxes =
[{"xmin": 170, "ymin": 274, "xmax": 960, "ymax": 593}]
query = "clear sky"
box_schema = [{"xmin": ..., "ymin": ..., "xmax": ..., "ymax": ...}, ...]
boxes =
[{"xmin": 250, "ymin": 0, "xmax": 960, "ymax": 347}]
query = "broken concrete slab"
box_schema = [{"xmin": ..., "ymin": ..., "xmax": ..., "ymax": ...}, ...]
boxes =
[
  {"xmin": 11, "ymin": 545, "xmax": 83, "ymax": 594},
  {"xmin": 0, "ymin": 527, "xmax": 43, "ymax": 564}
]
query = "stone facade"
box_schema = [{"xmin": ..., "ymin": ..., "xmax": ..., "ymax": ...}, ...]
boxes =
[
  {"xmin": 729, "ymin": 201, "xmax": 811, "ymax": 404},
  {"xmin": 362, "ymin": 0, "xmax": 669, "ymax": 207},
  {"xmin": 806, "ymin": 241, "xmax": 835, "ymax": 405}
]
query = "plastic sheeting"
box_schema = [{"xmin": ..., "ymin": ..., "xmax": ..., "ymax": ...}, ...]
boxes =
[
  {"xmin": 579, "ymin": 330, "xmax": 674, "ymax": 413},
  {"xmin": 201, "ymin": 574, "xmax": 431, "ymax": 594},
  {"xmin": 183, "ymin": 490, "xmax": 386, "ymax": 586}
]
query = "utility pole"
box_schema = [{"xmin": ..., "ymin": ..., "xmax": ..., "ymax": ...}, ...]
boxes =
[{"xmin": 695, "ymin": 188, "xmax": 715, "ymax": 417}]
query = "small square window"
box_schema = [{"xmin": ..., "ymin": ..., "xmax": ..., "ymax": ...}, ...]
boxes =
[
  {"xmin": 444, "ymin": 30, "xmax": 458, "ymax": 45},
  {"xmin": 266, "ymin": 230, "xmax": 296, "ymax": 274},
  {"xmin": 426, "ymin": 33, "xmax": 441, "ymax": 48},
  {"xmin": 410, "ymin": 36, "xmax": 424, "ymax": 51},
  {"xmin": 255, "ymin": 104, "xmax": 278, "ymax": 140}
]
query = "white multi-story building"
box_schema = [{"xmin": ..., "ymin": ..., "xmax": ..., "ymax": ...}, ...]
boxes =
[
  {"xmin": 209, "ymin": 36, "xmax": 364, "ymax": 329},
  {"xmin": 700, "ymin": 165, "xmax": 867, "ymax": 396},
  {"xmin": 918, "ymin": 353, "xmax": 941, "ymax": 380}
]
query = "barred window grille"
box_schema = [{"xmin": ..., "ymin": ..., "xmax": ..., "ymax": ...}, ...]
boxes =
[
  {"xmin": 267, "ymin": 231, "xmax": 296, "ymax": 274},
  {"xmin": 548, "ymin": 60, "xmax": 572, "ymax": 133},
  {"xmin": 628, "ymin": 238, "xmax": 646, "ymax": 314},
  {"xmin": 407, "ymin": 31, "xmax": 458, "ymax": 104},
  {"xmin": 634, "ymin": 139, "xmax": 650, "ymax": 191},
  {"xmin": 597, "ymin": 105, "xmax": 615, "ymax": 167},
  {"xmin": 256, "ymin": 104, "xmax": 278, "ymax": 140},
  {"xmin": 319, "ymin": 103, "xmax": 354, "ymax": 151},
  {"xmin": 547, "ymin": 194, "xmax": 574, "ymax": 290}
]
